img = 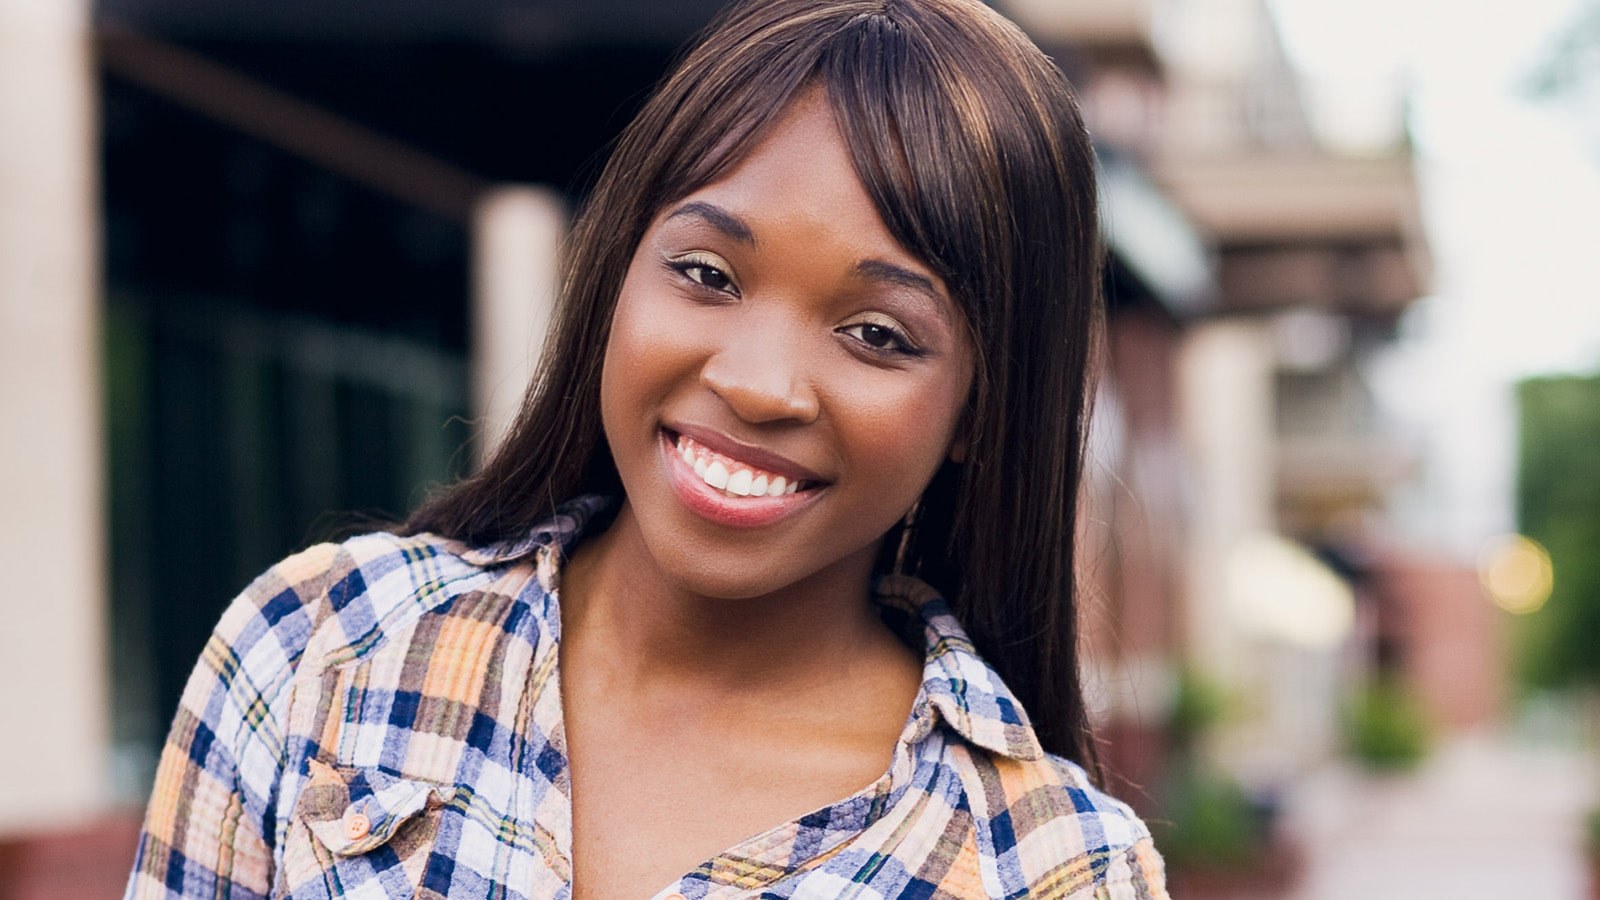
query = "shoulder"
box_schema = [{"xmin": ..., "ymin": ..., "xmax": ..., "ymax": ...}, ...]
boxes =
[
  {"xmin": 870, "ymin": 573, "xmax": 1169, "ymax": 894},
  {"xmin": 202, "ymin": 496, "xmax": 608, "ymax": 725},
  {"xmin": 945, "ymin": 744, "xmax": 1168, "ymax": 898},
  {"xmin": 183, "ymin": 530, "xmax": 515, "ymax": 757},
  {"xmin": 180, "ymin": 530, "xmax": 518, "ymax": 807},
  {"xmin": 132, "ymin": 532, "xmax": 522, "ymax": 894},
  {"xmin": 1034, "ymin": 753, "xmax": 1157, "ymax": 858},
  {"xmin": 209, "ymin": 530, "xmax": 506, "ymax": 683}
]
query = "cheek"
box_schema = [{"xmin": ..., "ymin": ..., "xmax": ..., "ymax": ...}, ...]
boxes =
[
  {"xmin": 600, "ymin": 280, "xmax": 698, "ymax": 429},
  {"xmin": 599, "ymin": 295, "xmax": 643, "ymax": 415},
  {"xmin": 832, "ymin": 366, "xmax": 970, "ymax": 495}
]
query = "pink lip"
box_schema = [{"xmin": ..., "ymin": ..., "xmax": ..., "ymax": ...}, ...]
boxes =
[
  {"xmin": 667, "ymin": 423, "xmax": 827, "ymax": 485},
  {"xmin": 659, "ymin": 430, "xmax": 825, "ymax": 528}
]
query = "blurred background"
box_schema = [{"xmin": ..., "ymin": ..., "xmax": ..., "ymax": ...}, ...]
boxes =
[{"xmin": 2, "ymin": 0, "xmax": 1598, "ymax": 895}]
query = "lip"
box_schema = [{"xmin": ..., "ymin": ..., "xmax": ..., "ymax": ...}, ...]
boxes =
[
  {"xmin": 666, "ymin": 423, "xmax": 827, "ymax": 484},
  {"xmin": 659, "ymin": 429, "xmax": 826, "ymax": 528}
]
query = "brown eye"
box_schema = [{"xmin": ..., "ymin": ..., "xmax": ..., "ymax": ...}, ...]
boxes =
[
  {"xmin": 684, "ymin": 264, "xmax": 733, "ymax": 292},
  {"xmin": 857, "ymin": 324, "xmax": 896, "ymax": 348},
  {"xmin": 665, "ymin": 252, "xmax": 739, "ymax": 297},
  {"xmin": 839, "ymin": 321, "xmax": 917, "ymax": 355}
]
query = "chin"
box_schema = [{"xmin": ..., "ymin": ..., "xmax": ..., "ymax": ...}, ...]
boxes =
[
  {"xmin": 646, "ymin": 541, "xmax": 799, "ymax": 602},
  {"xmin": 633, "ymin": 519, "xmax": 879, "ymax": 604}
]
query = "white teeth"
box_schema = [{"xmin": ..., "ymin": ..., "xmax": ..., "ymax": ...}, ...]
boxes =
[
  {"xmin": 704, "ymin": 460, "xmax": 730, "ymax": 490},
  {"xmin": 673, "ymin": 433, "xmax": 811, "ymax": 499}
]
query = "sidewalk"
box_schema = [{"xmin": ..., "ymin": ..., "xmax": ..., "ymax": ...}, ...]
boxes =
[{"xmin": 1282, "ymin": 731, "xmax": 1596, "ymax": 899}]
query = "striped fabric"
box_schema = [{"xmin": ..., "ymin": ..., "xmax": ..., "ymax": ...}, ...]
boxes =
[{"xmin": 126, "ymin": 496, "xmax": 1166, "ymax": 899}]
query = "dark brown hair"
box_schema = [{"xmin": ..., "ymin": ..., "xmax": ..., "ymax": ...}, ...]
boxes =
[{"xmin": 407, "ymin": 0, "xmax": 1104, "ymax": 767}]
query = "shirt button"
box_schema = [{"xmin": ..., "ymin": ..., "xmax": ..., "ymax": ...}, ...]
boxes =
[
  {"xmin": 344, "ymin": 811, "xmax": 372, "ymax": 841},
  {"xmin": 664, "ymin": 894, "xmax": 687, "ymax": 900}
]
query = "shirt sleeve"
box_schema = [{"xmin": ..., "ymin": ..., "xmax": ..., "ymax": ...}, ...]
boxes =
[
  {"xmin": 124, "ymin": 543, "xmax": 344, "ymax": 899},
  {"xmin": 1094, "ymin": 835, "xmax": 1169, "ymax": 899},
  {"xmin": 1034, "ymin": 754, "xmax": 1170, "ymax": 900}
]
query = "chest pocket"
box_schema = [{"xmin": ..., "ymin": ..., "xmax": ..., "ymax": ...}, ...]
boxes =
[{"xmin": 277, "ymin": 758, "xmax": 457, "ymax": 898}]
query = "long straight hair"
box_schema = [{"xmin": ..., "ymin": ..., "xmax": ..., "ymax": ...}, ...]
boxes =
[{"xmin": 407, "ymin": 0, "xmax": 1104, "ymax": 767}]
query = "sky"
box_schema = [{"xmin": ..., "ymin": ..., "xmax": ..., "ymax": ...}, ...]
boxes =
[{"xmin": 1271, "ymin": 0, "xmax": 1600, "ymax": 556}]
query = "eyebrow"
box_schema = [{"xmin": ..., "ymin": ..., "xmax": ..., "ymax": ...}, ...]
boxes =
[
  {"xmin": 664, "ymin": 201, "xmax": 756, "ymax": 245},
  {"xmin": 855, "ymin": 259, "xmax": 950, "ymax": 321}
]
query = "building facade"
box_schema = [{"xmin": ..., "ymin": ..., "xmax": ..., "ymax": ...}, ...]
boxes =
[{"xmin": 1, "ymin": 0, "xmax": 1440, "ymax": 892}]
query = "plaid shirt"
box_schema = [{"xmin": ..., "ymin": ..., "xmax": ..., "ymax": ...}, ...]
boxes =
[{"xmin": 127, "ymin": 496, "xmax": 1166, "ymax": 899}]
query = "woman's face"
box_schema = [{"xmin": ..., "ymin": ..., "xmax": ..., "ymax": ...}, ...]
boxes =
[{"xmin": 599, "ymin": 89, "xmax": 975, "ymax": 601}]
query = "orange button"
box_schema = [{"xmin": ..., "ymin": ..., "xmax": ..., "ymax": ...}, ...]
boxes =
[
  {"xmin": 344, "ymin": 811, "xmax": 372, "ymax": 841},
  {"xmin": 663, "ymin": 894, "xmax": 687, "ymax": 900}
]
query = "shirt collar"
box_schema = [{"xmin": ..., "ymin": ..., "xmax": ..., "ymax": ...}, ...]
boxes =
[
  {"xmin": 452, "ymin": 494, "xmax": 613, "ymax": 569},
  {"xmin": 458, "ymin": 494, "xmax": 1046, "ymax": 763},
  {"xmin": 873, "ymin": 574, "xmax": 1047, "ymax": 762}
]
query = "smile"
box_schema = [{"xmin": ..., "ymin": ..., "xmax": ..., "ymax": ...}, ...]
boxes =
[
  {"xmin": 658, "ymin": 428, "xmax": 825, "ymax": 528},
  {"xmin": 673, "ymin": 433, "xmax": 811, "ymax": 498}
]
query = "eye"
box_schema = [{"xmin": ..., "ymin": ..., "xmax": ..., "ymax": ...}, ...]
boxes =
[
  {"xmin": 666, "ymin": 252, "xmax": 739, "ymax": 296},
  {"xmin": 683, "ymin": 263, "xmax": 733, "ymax": 291},
  {"xmin": 839, "ymin": 319, "xmax": 921, "ymax": 356}
]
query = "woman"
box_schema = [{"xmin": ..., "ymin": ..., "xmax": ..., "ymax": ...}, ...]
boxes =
[{"xmin": 127, "ymin": 0, "xmax": 1167, "ymax": 896}]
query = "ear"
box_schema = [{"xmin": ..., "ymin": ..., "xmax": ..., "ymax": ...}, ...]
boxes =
[{"xmin": 947, "ymin": 436, "xmax": 968, "ymax": 464}]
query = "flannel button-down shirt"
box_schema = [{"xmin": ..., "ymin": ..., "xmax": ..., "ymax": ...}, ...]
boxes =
[{"xmin": 126, "ymin": 496, "xmax": 1167, "ymax": 899}]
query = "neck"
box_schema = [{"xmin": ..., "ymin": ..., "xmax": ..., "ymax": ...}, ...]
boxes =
[{"xmin": 558, "ymin": 502, "xmax": 893, "ymax": 696}]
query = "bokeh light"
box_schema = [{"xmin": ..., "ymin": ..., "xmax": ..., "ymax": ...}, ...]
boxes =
[{"xmin": 1478, "ymin": 533, "xmax": 1554, "ymax": 615}]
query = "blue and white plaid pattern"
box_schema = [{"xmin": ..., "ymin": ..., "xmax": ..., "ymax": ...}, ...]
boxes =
[{"xmin": 126, "ymin": 496, "xmax": 1166, "ymax": 898}]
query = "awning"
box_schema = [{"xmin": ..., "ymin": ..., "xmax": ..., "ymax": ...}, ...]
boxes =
[{"xmin": 1098, "ymin": 148, "xmax": 1217, "ymax": 317}]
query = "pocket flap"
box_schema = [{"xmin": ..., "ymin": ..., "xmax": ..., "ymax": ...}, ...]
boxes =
[{"xmin": 299, "ymin": 758, "xmax": 457, "ymax": 857}]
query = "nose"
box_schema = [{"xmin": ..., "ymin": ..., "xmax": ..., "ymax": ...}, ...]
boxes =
[{"xmin": 699, "ymin": 328, "xmax": 821, "ymax": 425}]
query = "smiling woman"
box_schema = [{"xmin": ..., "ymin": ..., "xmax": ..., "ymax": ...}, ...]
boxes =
[
  {"xmin": 598, "ymin": 89, "xmax": 974, "ymax": 606},
  {"xmin": 125, "ymin": 1, "xmax": 1168, "ymax": 897}
]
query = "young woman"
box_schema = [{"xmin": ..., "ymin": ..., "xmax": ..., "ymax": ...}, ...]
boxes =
[{"xmin": 127, "ymin": 0, "xmax": 1168, "ymax": 896}]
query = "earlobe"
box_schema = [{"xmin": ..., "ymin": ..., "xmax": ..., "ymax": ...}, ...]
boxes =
[{"xmin": 948, "ymin": 438, "xmax": 968, "ymax": 465}]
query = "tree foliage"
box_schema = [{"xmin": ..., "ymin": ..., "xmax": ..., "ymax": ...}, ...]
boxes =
[
  {"xmin": 1525, "ymin": 0, "xmax": 1600, "ymax": 102},
  {"xmin": 1516, "ymin": 373, "xmax": 1600, "ymax": 688},
  {"xmin": 1523, "ymin": 0, "xmax": 1600, "ymax": 156}
]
